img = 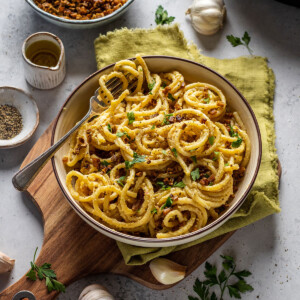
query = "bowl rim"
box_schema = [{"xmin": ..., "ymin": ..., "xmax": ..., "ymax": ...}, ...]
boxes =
[
  {"xmin": 51, "ymin": 55, "xmax": 262, "ymax": 245},
  {"xmin": 0, "ymin": 86, "xmax": 39, "ymax": 149},
  {"xmin": 25, "ymin": 0, "xmax": 135, "ymax": 25}
]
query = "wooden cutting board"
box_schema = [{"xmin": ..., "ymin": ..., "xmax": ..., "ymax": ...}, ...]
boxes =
[{"xmin": 1, "ymin": 120, "xmax": 279, "ymax": 300}]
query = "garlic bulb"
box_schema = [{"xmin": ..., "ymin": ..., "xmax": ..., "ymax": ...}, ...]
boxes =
[
  {"xmin": 79, "ymin": 284, "xmax": 114, "ymax": 300},
  {"xmin": 0, "ymin": 251, "xmax": 15, "ymax": 273},
  {"xmin": 149, "ymin": 258, "xmax": 187, "ymax": 285},
  {"xmin": 186, "ymin": 0, "xmax": 226, "ymax": 35}
]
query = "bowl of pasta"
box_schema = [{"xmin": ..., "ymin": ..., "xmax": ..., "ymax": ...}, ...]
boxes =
[{"xmin": 52, "ymin": 55, "xmax": 261, "ymax": 247}]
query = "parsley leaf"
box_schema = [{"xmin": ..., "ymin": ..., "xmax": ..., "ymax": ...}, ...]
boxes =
[
  {"xmin": 191, "ymin": 168, "xmax": 200, "ymax": 181},
  {"xmin": 203, "ymin": 98, "xmax": 210, "ymax": 103},
  {"xmin": 191, "ymin": 156, "xmax": 197, "ymax": 164},
  {"xmin": 229, "ymin": 126, "xmax": 238, "ymax": 137},
  {"xmin": 162, "ymin": 113, "xmax": 173, "ymax": 125},
  {"xmin": 116, "ymin": 131, "xmax": 131, "ymax": 140},
  {"xmin": 148, "ymin": 80, "xmax": 156, "ymax": 92},
  {"xmin": 171, "ymin": 147, "xmax": 178, "ymax": 157},
  {"xmin": 26, "ymin": 247, "xmax": 65, "ymax": 293},
  {"xmin": 226, "ymin": 31, "xmax": 253, "ymax": 55},
  {"xmin": 208, "ymin": 136, "xmax": 215, "ymax": 145},
  {"xmin": 155, "ymin": 5, "xmax": 175, "ymax": 25},
  {"xmin": 151, "ymin": 208, "xmax": 158, "ymax": 214},
  {"xmin": 107, "ymin": 124, "xmax": 112, "ymax": 132},
  {"xmin": 161, "ymin": 196, "xmax": 173, "ymax": 209},
  {"xmin": 125, "ymin": 152, "xmax": 146, "ymax": 169},
  {"xmin": 168, "ymin": 93, "xmax": 176, "ymax": 101},
  {"xmin": 127, "ymin": 112, "xmax": 135, "ymax": 125},
  {"xmin": 212, "ymin": 151, "xmax": 220, "ymax": 161},
  {"xmin": 173, "ymin": 181, "xmax": 186, "ymax": 188},
  {"xmin": 101, "ymin": 160, "xmax": 110, "ymax": 166},
  {"xmin": 232, "ymin": 137, "xmax": 243, "ymax": 148},
  {"xmin": 189, "ymin": 255, "xmax": 254, "ymax": 300},
  {"xmin": 117, "ymin": 176, "xmax": 126, "ymax": 187},
  {"xmin": 156, "ymin": 180, "xmax": 171, "ymax": 190},
  {"xmin": 151, "ymin": 125, "xmax": 156, "ymax": 130},
  {"xmin": 161, "ymin": 82, "xmax": 167, "ymax": 88}
]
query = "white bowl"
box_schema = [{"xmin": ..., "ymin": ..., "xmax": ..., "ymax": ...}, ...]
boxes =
[
  {"xmin": 52, "ymin": 56, "xmax": 262, "ymax": 247},
  {"xmin": 0, "ymin": 87, "xmax": 39, "ymax": 149},
  {"xmin": 25, "ymin": 0, "xmax": 135, "ymax": 29}
]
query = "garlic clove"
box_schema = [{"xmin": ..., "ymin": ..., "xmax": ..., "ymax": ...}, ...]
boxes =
[
  {"xmin": 79, "ymin": 284, "xmax": 114, "ymax": 300},
  {"xmin": 149, "ymin": 258, "xmax": 187, "ymax": 285},
  {"xmin": 186, "ymin": 0, "xmax": 226, "ymax": 36},
  {"xmin": 0, "ymin": 251, "xmax": 15, "ymax": 273}
]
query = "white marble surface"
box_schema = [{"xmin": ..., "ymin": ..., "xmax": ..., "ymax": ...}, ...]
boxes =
[{"xmin": 0, "ymin": 0, "xmax": 299, "ymax": 299}]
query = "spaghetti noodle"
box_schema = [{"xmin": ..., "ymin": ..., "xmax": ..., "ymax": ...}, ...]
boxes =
[{"xmin": 63, "ymin": 55, "xmax": 251, "ymax": 239}]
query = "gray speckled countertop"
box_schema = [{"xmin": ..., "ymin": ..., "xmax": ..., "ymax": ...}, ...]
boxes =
[{"xmin": 0, "ymin": 0, "xmax": 300, "ymax": 299}]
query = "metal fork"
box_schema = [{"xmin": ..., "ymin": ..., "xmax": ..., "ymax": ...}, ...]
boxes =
[{"xmin": 12, "ymin": 76, "xmax": 137, "ymax": 191}]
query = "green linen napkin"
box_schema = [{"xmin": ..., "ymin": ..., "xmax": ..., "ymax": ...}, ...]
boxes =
[{"xmin": 94, "ymin": 24, "xmax": 280, "ymax": 265}]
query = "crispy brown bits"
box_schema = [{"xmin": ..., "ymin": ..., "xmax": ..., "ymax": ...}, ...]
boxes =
[
  {"xmin": 62, "ymin": 157, "xmax": 68, "ymax": 163},
  {"xmin": 201, "ymin": 118, "xmax": 207, "ymax": 124},
  {"xmin": 174, "ymin": 103, "xmax": 181, "ymax": 110},
  {"xmin": 163, "ymin": 177, "xmax": 174, "ymax": 186},
  {"xmin": 92, "ymin": 158, "xmax": 100, "ymax": 169},
  {"xmin": 217, "ymin": 101, "xmax": 225, "ymax": 107},
  {"xmin": 33, "ymin": 0, "xmax": 128, "ymax": 20},
  {"xmin": 136, "ymin": 172, "xmax": 143, "ymax": 177},
  {"xmin": 163, "ymin": 208, "xmax": 172, "ymax": 216},
  {"xmin": 163, "ymin": 86, "xmax": 171, "ymax": 95},
  {"xmin": 209, "ymin": 109, "xmax": 217, "ymax": 115},
  {"xmin": 182, "ymin": 123, "xmax": 187, "ymax": 130}
]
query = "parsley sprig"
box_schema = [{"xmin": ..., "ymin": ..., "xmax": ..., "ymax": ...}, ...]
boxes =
[
  {"xmin": 26, "ymin": 247, "xmax": 65, "ymax": 293},
  {"xmin": 188, "ymin": 255, "xmax": 253, "ymax": 300},
  {"xmin": 155, "ymin": 5, "xmax": 175, "ymax": 25},
  {"xmin": 226, "ymin": 32, "xmax": 253, "ymax": 55},
  {"xmin": 161, "ymin": 196, "xmax": 173, "ymax": 209},
  {"xmin": 127, "ymin": 112, "xmax": 135, "ymax": 124}
]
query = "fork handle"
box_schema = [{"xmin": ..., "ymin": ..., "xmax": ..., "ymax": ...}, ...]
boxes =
[{"xmin": 12, "ymin": 112, "xmax": 90, "ymax": 191}]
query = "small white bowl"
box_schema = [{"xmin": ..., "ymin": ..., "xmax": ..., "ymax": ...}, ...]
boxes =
[
  {"xmin": 0, "ymin": 87, "xmax": 39, "ymax": 149},
  {"xmin": 25, "ymin": 0, "xmax": 135, "ymax": 29}
]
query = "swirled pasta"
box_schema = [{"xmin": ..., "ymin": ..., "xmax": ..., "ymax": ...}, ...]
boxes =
[{"xmin": 63, "ymin": 55, "xmax": 251, "ymax": 239}]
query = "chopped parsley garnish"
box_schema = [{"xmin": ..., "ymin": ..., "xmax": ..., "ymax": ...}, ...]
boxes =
[
  {"xmin": 117, "ymin": 176, "xmax": 126, "ymax": 187},
  {"xmin": 208, "ymin": 182, "xmax": 213, "ymax": 186},
  {"xmin": 191, "ymin": 168, "xmax": 200, "ymax": 181},
  {"xmin": 107, "ymin": 123, "xmax": 112, "ymax": 132},
  {"xmin": 151, "ymin": 125, "xmax": 156, "ymax": 130},
  {"xmin": 88, "ymin": 115, "xmax": 99, "ymax": 123},
  {"xmin": 208, "ymin": 136, "xmax": 215, "ymax": 145},
  {"xmin": 213, "ymin": 151, "xmax": 220, "ymax": 161},
  {"xmin": 203, "ymin": 98, "xmax": 210, "ymax": 103},
  {"xmin": 151, "ymin": 208, "xmax": 158, "ymax": 214},
  {"xmin": 225, "ymin": 163, "xmax": 229, "ymax": 166},
  {"xmin": 161, "ymin": 82, "xmax": 167, "ymax": 88},
  {"xmin": 156, "ymin": 181, "xmax": 171, "ymax": 190},
  {"xmin": 226, "ymin": 31, "xmax": 253, "ymax": 55},
  {"xmin": 101, "ymin": 160, "xmax": 110, "ymax": 166},
  {"xmin": 125, "ymin": 152, "xmax": 146, "ymax": 169},
  {"xmin": 161, "ymin": 196, "xmax": 173, "ymax": 210},
  {"xmin": 155, "ymin": 5, "xmax": 175, "ymax": 25},
  {"xmin": 162, "ymin": 113, "xmax": 173, "ymax": 125},
  {"xmin": 173, "ymin": 181, "xmax": 186, "ymax": 188},
  {"xmin": 171, "ymin": 147, "xmax": 178, "ymax": 157},
  {"xmin": 116, "ymin": 131, "xmax": 131, "ymax": 140},
  {"xmin": 229, "ymin": 126, "xmax": 238, "ymax": 137},
  {"xmin": 156, "ymin": 180, "xmax": 185, "ymax": 190},
  {"xmin": 191, "ymin": 156, "xmax": 197, "ymax": 163},
  {"xmin": 127, "ymin": 112, "xmax": 135, "ymax": 125},
  {"xmin": 148, "ymin": 80, "xmax": 156, "ymax": 92},
  {"xmin": 168, "ymin": 93, "xmax": 176, "ymax": 101},
  {"xmin": 232, "ymin": 137, "xmax": 243, "ymax": 148}
]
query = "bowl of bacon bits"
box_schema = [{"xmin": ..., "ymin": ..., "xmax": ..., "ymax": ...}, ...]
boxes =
[{"xmin": 25, "ymin": 0, "xmax": 135, "ymax": 28}]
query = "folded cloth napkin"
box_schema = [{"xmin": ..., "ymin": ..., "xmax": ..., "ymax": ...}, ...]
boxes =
[{"xmin": 94, "ymin": 24, "xmax": 280, "ymax": 265}]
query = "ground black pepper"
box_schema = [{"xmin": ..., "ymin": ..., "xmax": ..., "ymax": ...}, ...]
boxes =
[{"xmin": 0, "ymin": 104, "xmax": 23, "ymax": 140}]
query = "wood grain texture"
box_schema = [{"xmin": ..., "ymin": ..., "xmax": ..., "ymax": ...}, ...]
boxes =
[{"xmin": 0, "ymin": 121, "xmax": 235, "ymax": 300}]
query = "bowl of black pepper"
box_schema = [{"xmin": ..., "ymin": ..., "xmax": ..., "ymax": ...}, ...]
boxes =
[{"xmin": 0, "ymin": 87, "xmax": 39, "ymax": 149}]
